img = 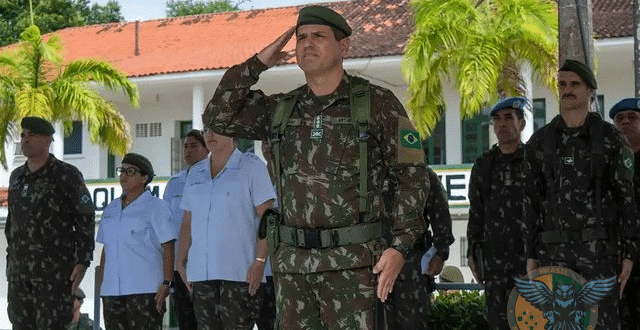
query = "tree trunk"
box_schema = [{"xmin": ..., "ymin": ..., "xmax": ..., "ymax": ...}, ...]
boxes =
[{"xmin": 558, "ymin": 0, "xmax": 594, "ymax": 68}]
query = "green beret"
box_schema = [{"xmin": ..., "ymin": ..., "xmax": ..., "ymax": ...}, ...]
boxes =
[
  {"xmin": 21, "ymin": 117, "xmax": 54, "ymax": 136},
  {"xmin": 297, "ymin": 6, "xmax": 352, "ymax": 37},
  {"xmin": 122, "ymin": 153, "xmax": 155, "ymax": 184},
  {"xmin": 559, "ymin": 59, "xmax": 597, "ymax": 89}
]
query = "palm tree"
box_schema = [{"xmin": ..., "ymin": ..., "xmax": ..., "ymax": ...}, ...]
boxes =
[
  {"xmin": 0, "ymin": 24, "xmax": 139, "ymax": 168},
  {"xmin": 403, "ymin": 0, "xmax": 558, "ymax": 137}
]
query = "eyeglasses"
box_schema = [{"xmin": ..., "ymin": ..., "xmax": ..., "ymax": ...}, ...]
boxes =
[{"xmin": 115, "ymin": 167, "xmax": 142, "ymax": 177}]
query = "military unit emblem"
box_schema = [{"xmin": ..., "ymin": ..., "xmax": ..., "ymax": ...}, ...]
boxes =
[{"xmin": 507, "ymin": 267, "xmax": 615, "ymax": 330}]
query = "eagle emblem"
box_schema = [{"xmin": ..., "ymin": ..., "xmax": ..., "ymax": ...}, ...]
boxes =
[{"xmin": 513, "ymin": 276, "xmax": 616, "ymax": 330}]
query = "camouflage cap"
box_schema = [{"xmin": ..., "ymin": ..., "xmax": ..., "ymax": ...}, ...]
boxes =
[
  {"xmin": 21, "ymin": 117, "xmax": 55, "ymax": 136},
  {"xmin": 559, "ymin": 59, "xmax": 597, "ymax": 89},
  {"xmin": 439, "ymin": 265, "xmax": 464, "ymax": 283},
  {"xmin": 490, "ymin": 97, "xmax": 527, "ymax": 117},
  {"xmin": 122, "ymin": 153, "xmax": 155, "ymax": 180},
  {"xmin": 609, "ymin": 98, "xmax": 640, "ymax": 119},
  {"xmin": 297, "ymin": 6, "xmax": 352, "ymax": 37}
]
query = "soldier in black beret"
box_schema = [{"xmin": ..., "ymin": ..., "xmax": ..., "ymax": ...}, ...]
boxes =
[
  {"xmin": 523, "ymin": 61, "xmax": 637, "ymax": 329},
  {"xmin": 7, "ymin": 116, "xmax": 95, "ymax": 329}
]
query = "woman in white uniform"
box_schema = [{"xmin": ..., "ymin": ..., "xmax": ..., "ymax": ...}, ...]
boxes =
[{"xmin": 96, "ymin": 153, "xmax": 178, "ymax": 329}]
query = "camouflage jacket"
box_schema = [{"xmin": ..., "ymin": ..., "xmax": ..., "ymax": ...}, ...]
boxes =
[
  {"xmin": 418, "ymin": 167, "xmax": 454, "ymax": 258},
  {"xmin": 523, "ymin": 113, "xmax": 638, "ymax": 261},
  {"xmin": 6, "ymin": 154, "xmax": 95, "ymax": 281},
  {"xmin": 203, "ymin": 55, "xmax": 428, "ymax": 274},
  {"xmin": 467, "ymin": 145, "xmax": 527, "ymax": 272}
]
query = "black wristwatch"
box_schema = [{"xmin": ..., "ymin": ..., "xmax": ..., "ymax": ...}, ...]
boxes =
[{"xmin": 393, "ymin": 244, "xmax": 412, "ymax": 260}]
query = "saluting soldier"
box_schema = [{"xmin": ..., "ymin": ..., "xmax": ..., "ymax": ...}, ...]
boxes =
[
  {"xmin": 203, "ymin": 5, "xmax": 428, "ymax": 330},
  {"xmin": 467, "ymin": 97, "xmax": 528, "ymax": 329},
  {"xmin": 6, "ymin": 117, "xmax": 95, "ymax": 329},
  {"xmin": 523, "ymin": 60, "xmax": 638, "ymax": 329}
]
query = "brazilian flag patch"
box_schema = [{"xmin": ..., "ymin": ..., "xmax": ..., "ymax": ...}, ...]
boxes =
[{"xmin": 400, "ymin": 129, "xmax": 422, "ymax": 150}]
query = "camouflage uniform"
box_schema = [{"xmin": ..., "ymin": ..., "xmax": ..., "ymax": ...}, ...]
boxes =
[
  {"xmin": 620, "ymin": 150, "xmax": 640, "ymax": 329},
  {"xmin": 203, "ymin": 55, "xmax": 428, "ymax": 330},
  {"xmin": 102, "ymin": 294, "xmax": 163, "ymax": 329},
  {"xmin": 523, "ymin": 113, "xmax": 638, "ymax": 330},
  {"xmin": 6, "ymin": 154, "xmax": 95, "ymax": 330},
  {"xmin": 385, "ymin": 167, "xmax": 454, "ymax": 329},
  {"xmin": 192, "ymin": 280, "xmax": 264, "ymax": 330},
  {"xmin": 67, "ymin": 314, "xmax": 100, "ymax": 330},
  {"xmin": 468, "ymin": 144, "xmax": 527, "ymax": 330}
]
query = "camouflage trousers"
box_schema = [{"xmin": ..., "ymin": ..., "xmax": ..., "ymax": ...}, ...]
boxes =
[
  {"xmin": 102, "ymin": 293, "xmax": 163, "ymax": 330},
  {"xmin": 385, "ymin": 256, "xmax": 432, "ymax": 330},
  {"xmin": 620, "ymin": 275, "xmax": 640, "ymax": 330},
  {"xmin": 172, "ymin": 271, "xmax": 198, "ymax": 330},
  {"xmin": 256, "ymin": 276, "xmax": 276, "ymax": 330},
  {"xmin": 7, "ymin": 280, "xmax": 74, "ymax": 330},
  {"xmin": 539, "ymin": 242, "xmax": 620, "ymax": 330},
  {"xmin": 484, "ymin": 278, "xmax": 515, "ymax": 330},
  {"xmin": 192, "ymin": 280, "xmax": 264, "ymax": 330},
  {"xmin": 274, "ymin": 267, "xmax": 375, "ymax": 330}
]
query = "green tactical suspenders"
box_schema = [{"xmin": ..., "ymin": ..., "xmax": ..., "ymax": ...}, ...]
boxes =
[
  {"xmin": 267, "ymin": 76, "xmax": 382, "ymax": 250},
  {"xmin": 270, "ymin": 75, "xmax": 372, "ymax": 215}
]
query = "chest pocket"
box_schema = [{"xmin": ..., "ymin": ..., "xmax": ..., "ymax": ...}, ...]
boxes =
[{"xmin": 280, "ymin": 116, "xmax": 360, "ymax": 176}]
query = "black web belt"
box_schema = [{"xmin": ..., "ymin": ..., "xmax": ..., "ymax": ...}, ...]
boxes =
[
  {"xmin": 539, "ymin": 228, "xmax": 613, "ymax": 244},
  {"xmin": 279, "ymin": 221, "xmax": 382, "ymax": 249}
]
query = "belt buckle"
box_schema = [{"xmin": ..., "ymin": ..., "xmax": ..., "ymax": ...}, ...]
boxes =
[{"xmin": 297, "ymin": 228, "xmax": 321, "ymax": 249}]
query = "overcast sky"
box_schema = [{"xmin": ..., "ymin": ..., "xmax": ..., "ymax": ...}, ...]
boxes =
[{"xmin": 91, "ymin": 0, "xmax": 339, "ymax": 22}]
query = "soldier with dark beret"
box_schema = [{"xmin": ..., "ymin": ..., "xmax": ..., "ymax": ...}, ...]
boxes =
[
  {"xmin": 203, "ymin": 5, "xmax": 428, "ymax": 330},
  {"xmin": 523, "ymin": 61, "xmax": 638, "ymax": 329},
  {"xmin": 609, "ymin": 98, "xmax": 640, "ymax": 329},
  {"xmin": 6, "ymin": 116, "xmax": 95, "ymax": 329},
  {"xmin": 467, "ymin": 97, "xmax": 528, "ymax": 329}
]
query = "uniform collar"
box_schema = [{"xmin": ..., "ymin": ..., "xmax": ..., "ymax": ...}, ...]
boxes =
[
  {"xmin": 207, "ymin": 148, "xmax": 242, "ymax": 178},
  {"xmin": 553, "ymin": 112, "xmax": 600, "ymax": 138},
  {"xmin": 22, "ymin": 153, "xmax": 56, "ymax": 176}
]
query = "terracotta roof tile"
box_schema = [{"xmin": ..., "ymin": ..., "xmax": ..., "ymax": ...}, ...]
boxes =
[
  {"xmin": 0, "ymin": 187, "xmax": 7, "ymax": 207},
  {"xmin": 593, "ymin": 0, "xmax": 633, "ymax": 38},
  {"xmin": 0, "ymin": 0, "xmax": 631, "ymax": 78}
]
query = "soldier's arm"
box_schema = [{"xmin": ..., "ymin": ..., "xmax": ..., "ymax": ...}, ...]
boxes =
[
  {"xmin": 68, "ymin": 169, "xmax": 96, "ymax": 268},
  {"xmin": 522, "ymin": 140, "xmax": 544, "ymax": 261},
  {"xmin": 612, "ymin": 139, "xmax": 639, "ymax": 262},
  {"xmin": 373, "ymin": 89, "xmax": 428, "ymax": 301},
  {"xmin": 425, "ymin": 168, "xmax": 454, "ymax": 257},
  {"xmin": 382, "ymin": 93, "xmax": 428, "ymax": 253},
  {"xmin": 466, "ymin": 163, "xmax": 485, "ymax": 258}
]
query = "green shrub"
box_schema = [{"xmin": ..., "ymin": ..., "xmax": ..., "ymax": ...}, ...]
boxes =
[{"xmin": 427, "ymin": 290, "xmax": 488, "ymax": 329}]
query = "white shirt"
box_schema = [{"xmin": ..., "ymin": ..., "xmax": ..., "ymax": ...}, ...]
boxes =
[
  {"xmin": 163, "ymin": 169, "xmax": 188, "ymax": 233},
  {"xmin": 97, "ymin": 190, "xmax": 178, "ymax": 296},
  {"xmin": 181, "ymin": 149, "xmax": 276, "ymax": 282}
]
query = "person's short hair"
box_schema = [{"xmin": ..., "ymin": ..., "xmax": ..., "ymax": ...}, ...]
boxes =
[{"xmin": 185, "ymin": 129, "xmax": 206, "ymax": 148}]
